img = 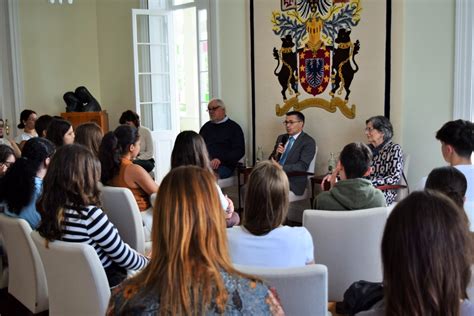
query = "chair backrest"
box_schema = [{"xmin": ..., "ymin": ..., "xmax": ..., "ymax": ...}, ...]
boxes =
[
  {"xmin": 468, "ymin": 265, "xmax": 474, "ymax": 301},
  {"xmin": 0, "ymin": 214, "xmax": 48, "ymax": 313},
  {"xmin": 217, "ymin": 156, "xmax": 245, "ymax": 189},
  {"xmin": 31, "ymin": 231, "xmax": 111, "ymax": 316},
  {"xmin": 303, "ymin": 207, "xmax": 388, "ymax": 301},
  {"xmin": 396, "ymin": 152, "xmax": 410, "ymax": 202},
  {"xmin": 100, "ymin": 186, "xmax": 146, "ymax": 254},
  {"xmin": 288, "ymin": 145, "xmax": 318, "ymax": 203},
  {"xmin": 234, "ymin": 264, "xmax": 328, "ymax": 316}
]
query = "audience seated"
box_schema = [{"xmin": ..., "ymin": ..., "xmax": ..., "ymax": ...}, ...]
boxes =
[
  {"xmin": 107, "ymin": 166, "xmax": 284, "ymax": 315},
  {"xmin": 46, "ymin": 118, "xmax": 75, "ymax": 147},
  {"xmin": 74, "ymin": 122, "xmax": 103, "ymax": 156},
  {"xmin": 119, "ymin": 110, "xmax": 155, "ymax": 173},
  {"xmin": 0, "ymin": 144, "xmax": 15, "ymax": 178},
  {"xmin": 358, "ymin": 191, "xmax": 473, "ymax": 315},
  {"xmin": 227, "ymin": 161, "xmax": 314, "ymax": 268},
  {"xmin": 37, "ymin": 144, "xmax": 148, "ymax": 287},
  {"xmin": 365, "ymin": 116, "xmax": 404, "ymax": 205},
  {"xmin": 315, "ymin": 142, "xmax": 386, "ymax": 210},
  {"xmin": 418, "ymin": 119, "xmax": 474, "ymax": 229},
  {"xmin": 34, "ymin": 114, "xmax": 52, "ymax": 138},
  {"xmin": 0, "ymin": 138, "xmax": 54, "ymax": 229},
  {"xmin": 99, "ymin": 125, "xmax": 158, "ymax": 240},
  {"xmin": 170, "ymin": 130, "xmax": 239, "ymax": 227},
  {"xmin": 15, "ymin": 110, "xmax": 38, "ymax": 147}
]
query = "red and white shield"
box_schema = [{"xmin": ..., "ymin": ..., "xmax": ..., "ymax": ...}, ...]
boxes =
[{"xmin": 298, "ymin": 47, "xmax": 331, "ymax": 96}]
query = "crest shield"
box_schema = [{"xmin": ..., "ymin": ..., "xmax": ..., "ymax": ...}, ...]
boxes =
[{"xmin": 298, "ymin": 47, "xmax": 331, "ymax": 96}]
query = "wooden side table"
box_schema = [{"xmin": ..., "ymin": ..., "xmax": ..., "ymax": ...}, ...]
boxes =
[{"xmin": 60, "ymin": 111, "xmax": 109, "ymax": 134}]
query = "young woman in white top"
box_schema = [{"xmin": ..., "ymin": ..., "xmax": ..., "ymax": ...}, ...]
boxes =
[
  {"xmin": 227, "ymin": 160, "xmax": 314, "ymax": 268},
  {"xmin": 16, "ymin": 109, "xmax": 38, "ymax": 148}
]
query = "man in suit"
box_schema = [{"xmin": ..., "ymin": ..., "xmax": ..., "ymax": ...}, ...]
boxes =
[{"xmin": 270, "ymin": 111, "xmax": 316, "ymax": 195}]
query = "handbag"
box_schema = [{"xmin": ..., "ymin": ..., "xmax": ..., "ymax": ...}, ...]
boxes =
[{"xmin": 335, "ymin": 280, "xmax": 384, "ymax": 315}]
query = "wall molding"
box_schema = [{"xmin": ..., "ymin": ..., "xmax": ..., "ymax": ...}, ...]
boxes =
[{"xmin": 453, "ymin": 0, "xmax": 473, "ymax": 120}]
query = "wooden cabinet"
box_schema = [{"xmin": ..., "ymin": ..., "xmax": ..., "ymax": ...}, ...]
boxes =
[{"xmin": 60, "ymin": 111, "xmax": 109, "ymax": 134}]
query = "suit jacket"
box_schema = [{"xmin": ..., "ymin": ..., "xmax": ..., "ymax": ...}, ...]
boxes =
[{"xmin": 270, "ymin": 131, "xmax": 316, "ymax": 195}]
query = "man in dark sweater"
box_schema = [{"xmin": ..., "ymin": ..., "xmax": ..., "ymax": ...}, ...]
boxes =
[
  {"xmin": 199, "ymin": 99, "xmax": 245, "ymax": 179},
  {"xmin": 314, "ymin": 142, "xmax": 386, "ymax": 210}
]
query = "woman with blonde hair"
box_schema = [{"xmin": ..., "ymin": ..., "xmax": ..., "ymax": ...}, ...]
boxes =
[
  {"xmin": 107, "ymin": 166, "xmax": 284, "ymax": 315},
  {"xmin": 75, "ymin": 122, "xmax": 103, "ymax": 156},
  {"xmin": 227, "ymin": 160, "xmax": 314, "ymax": 267}
]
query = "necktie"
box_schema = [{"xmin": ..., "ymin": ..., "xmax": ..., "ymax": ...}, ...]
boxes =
[{"xmin": 279, "ymin": 136, "xmax": 295, "ymax": 165}]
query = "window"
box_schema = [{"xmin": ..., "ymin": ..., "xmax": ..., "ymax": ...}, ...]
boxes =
[
  {"xmin": 453, "ymin": 0, "xmax": 474, "ymax": 122},
  {"xmin": 139, "ymin": 0, "xmax": 214, "ymax": 131}
]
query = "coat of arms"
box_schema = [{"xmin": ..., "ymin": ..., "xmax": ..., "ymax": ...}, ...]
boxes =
[{"xmin": 272, "ymin": 0, "xmax": 362, "ymax": 118}]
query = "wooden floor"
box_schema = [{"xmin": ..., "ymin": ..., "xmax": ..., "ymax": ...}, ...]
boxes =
[{"xmin": 0, "ymin": 288, "xmax": 48, "ymax": 316}]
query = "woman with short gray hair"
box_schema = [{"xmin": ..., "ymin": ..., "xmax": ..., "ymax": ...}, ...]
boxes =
[{"xmin": 365, "ymin": 115, "xmax": 404, "ymax": 205}]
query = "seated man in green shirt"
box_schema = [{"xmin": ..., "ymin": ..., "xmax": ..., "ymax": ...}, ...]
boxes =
[{"xmin": 314, "ymin": 142, "xmax": 386, "ymax": 210}]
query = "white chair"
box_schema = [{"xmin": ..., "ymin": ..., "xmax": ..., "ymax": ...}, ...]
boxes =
[
  {"xmin": 100, "ymin": 186, "xmax": 149, "ymax": 255},
  {"xmin": 235, "ymin": 264, "xmax": 329, "ymax": 316},
  {"xmin": 395, "ymin": 152, "xmax": 410, "ymax": 202},
  {"xmin": 0, "ymin": 214, "xmax": 48, "ymax": 313},
  {"xmin": 217, "ymin": 157, "xmax": 245, "ymax": 189},
  {"xmin": 31, "ymin": 231, "xmax": 110, "ymax": 316},
  {"xmin": 289, "ymin": 145, "xmax": 318, "ymax": 203},
  {"xmin": 303, "ymin": 207, "xmax": 388, "ymax": 301}
]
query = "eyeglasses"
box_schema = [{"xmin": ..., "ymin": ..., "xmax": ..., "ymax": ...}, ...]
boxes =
[
  {"xmin": 365, "ymin": 127, "xmax": 375, "ymax": 132},
  {"xmin": 207, "ymin": 106, "xmax": 221, "ymax": 112},
  {"xmin": 283, "ymin": 120, "xmax": 302, "ymax": 125}
]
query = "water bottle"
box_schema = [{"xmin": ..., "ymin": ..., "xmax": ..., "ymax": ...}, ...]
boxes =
[{"xmin": 328, "ymin": 152, "xmax": 336, "ymax": 174}]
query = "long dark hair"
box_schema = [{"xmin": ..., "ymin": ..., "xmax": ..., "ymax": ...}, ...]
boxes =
[
  {"xmin": 170, "ymin": 131, "xmax": 212, "ymax": 172},
  {"xmin": 0, "ymin": 138, "xmax": 55, "ymax": 214},
  {"xmin": 243, "ymin": 161, "xmax": 289, "ymax": 236},
  {"xmin": 382, "ymin": 190, "xmax": 472, "ymax": 316},
  {"xmin": 426, "ymin": 166, "xmax": 467, "ymax": 208},
  {"xmin": 46, "ymin": 118, "xmax": 72, "ymax": 147},
  {"xmin": 37, "ymin": 144, "xmax": 102, "ymax": 241},
  {"xmin": 99, "ymin": 125, "xmax": 139, "ymax": 183}
]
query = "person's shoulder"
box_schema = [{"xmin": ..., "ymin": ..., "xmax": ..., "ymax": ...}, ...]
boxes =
[
  {"xmin": 221, "ymin": 271, "xmax": 269, "ymax": 295},
  {"xmin": 280, "ymin": 225, "xmax": 312, "ymax": 240},
  {"xmin": 301, "ymin": 131, "xmax": 316, "ymax": 144},
  {"xmin": 461, "ymin": 299, "xmax": 474, "ymax": 315}
]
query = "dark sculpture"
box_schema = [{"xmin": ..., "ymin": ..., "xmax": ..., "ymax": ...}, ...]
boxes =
[{"xmin": 63, "ymin": 86, "xmax": 102, "ymax": 112}]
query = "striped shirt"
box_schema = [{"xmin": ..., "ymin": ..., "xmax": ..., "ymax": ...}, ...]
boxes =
[{"xmin": 61, "ymin": 205, "xmax": 148, "ymax": 270}]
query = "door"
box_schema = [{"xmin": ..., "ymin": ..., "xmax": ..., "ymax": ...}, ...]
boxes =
[{"xmin": 132, "ymin": 9, "xmax": 178, "ymax": 182}]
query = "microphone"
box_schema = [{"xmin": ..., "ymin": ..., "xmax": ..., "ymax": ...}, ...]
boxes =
[{"xmin": 274, "ymin": 134, "xmax": 289, "ymax": 161}]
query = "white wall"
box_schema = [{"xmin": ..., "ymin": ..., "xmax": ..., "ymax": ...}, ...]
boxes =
[
  {"xmin": 400, "ymin": 0, "xmax": 455, "ymax": 186},
  {"xmin": 215, "ymin": 0, "xmax": 251, "ymax": 158},
  {"xmin": 19, "ymin": 0, "xmax": 102, "ymax": 123}
]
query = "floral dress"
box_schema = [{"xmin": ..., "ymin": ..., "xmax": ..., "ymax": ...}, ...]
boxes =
[{"xmin": 107, "ymin": 271, "xmax": 285, "ymax": 315}]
